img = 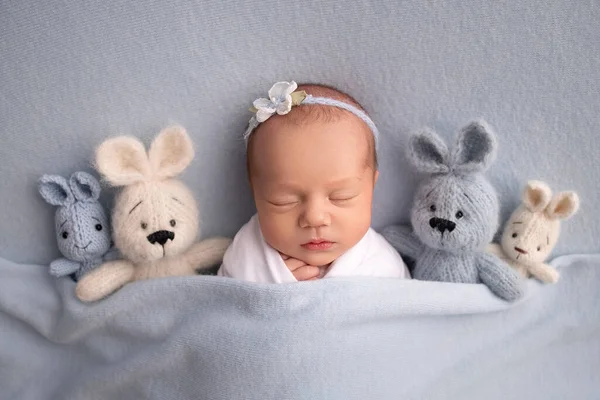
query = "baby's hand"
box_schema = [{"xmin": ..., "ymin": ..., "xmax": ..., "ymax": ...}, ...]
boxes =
[{"xmin": 280, "ymin": 253, "xmax": 324, "ymax": 281}]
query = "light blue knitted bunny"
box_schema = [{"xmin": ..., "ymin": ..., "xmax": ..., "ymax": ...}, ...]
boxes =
[
  {"xmin": 39, "ymin": 171, "xmax": 117, "ymax": 280},
  {"xmin": 382, "ymin": 120, "xmax": 524, "ymax": 301}
]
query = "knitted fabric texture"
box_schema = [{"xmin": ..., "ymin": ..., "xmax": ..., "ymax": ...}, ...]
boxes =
[
  {"xmin": 488, "ymin": 180, "xmax": 580, "ymax": 283},
  {"xmin": 38, "ymin": 171, "xmax": 114, "ymax": 280},
  {"xmin": 75, "ymin": 126, "xmax": 231, "ymax": 302},
  {"xmin": 382, "ymin": 119, "xmax": 524, "ymax": 301}
]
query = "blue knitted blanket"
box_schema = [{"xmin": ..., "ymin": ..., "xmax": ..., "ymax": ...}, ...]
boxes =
[{"xmin": 1, "ymin": 254, "xmax": 599, "ymax": 399}]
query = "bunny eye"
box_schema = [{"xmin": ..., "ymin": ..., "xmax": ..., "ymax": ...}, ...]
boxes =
[
  {"xmin": 537, "ymin": 246, "xmax": 541, "ymax": 251},
  {"xmin": 430, "ymin": 205, "xmax": 436, "ymax": 212},
  {"xmin": 170, "ymin": 219, "xmax": 176, "ymax": 227},
  {"xmin": 512, "ymin": 233, "xmax": 518, "ymax": 238},
  {"xmin": 455, "ymin": 211, "xmax": 463, "ymax": 219},
  {"xmin": 95, "ymin": 224, "xmax": 102, "ymax": 231},
  {"xmin": 141, "ymin": 222, "xmax": 148, "ymax": 230},
  {"xmin": 62, "ymin": 232, "xmax": 68, "ymax": 239}
]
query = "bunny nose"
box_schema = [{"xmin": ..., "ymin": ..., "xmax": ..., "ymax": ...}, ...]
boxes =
[
  {"xmin": 429, "ymin": 218, "xmax": 456, "ymax": 233},
  {"xmin": 147, "ymin": 230, "xmax": 175, "ymax": 245}
]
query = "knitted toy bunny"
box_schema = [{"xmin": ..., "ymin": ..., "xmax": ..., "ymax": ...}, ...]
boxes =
[
  {"xmin": 382, "ymin": 120, "xmax": 524, "ymax": 301},
  {"xmin": 76, "ymin": 126, "xmax": 232, "ymax": 302},
  {"xmin": 487, "ymin": 180, "xmax": 579, "ymax": 284},
  {"xmin": 39, "ymin": 171, "xmax": 117, "ymax": 280}
]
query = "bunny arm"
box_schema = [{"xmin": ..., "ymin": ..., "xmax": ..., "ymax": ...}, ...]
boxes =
[
  {"xmin": 476, "ymin": 252, "xmax": 525, "ymax": 302},
  {"xmin": 184, "ymin": 237, "xmax": 233, "ymax": 272},
  {"xmin": 102, "ymin": 247, "xmax": 121, "ymax": 262},
  {"xmin": 485, "ymin": 244, "xmax": 531, "ymax": 279},
  {"xmin": 380, "ymin": 225, "xmax": 424, "ymax": 260},
  {"xmin": 527, "ymin": 262, "xmax": 559, "ymax": 284},
  {"xmin": 76, "ymin": 260, "xmax": 135, "ymax": 302},
  {"xmin": 49, "ymin": 258, "xmax": 82, "ymax": 277},
  {"xmin": 486, "ymin": 243, "xmax": 507, "ymax": 260}
]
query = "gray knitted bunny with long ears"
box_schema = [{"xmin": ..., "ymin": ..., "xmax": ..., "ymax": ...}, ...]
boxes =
[
  {"xmin": 382, "ymin": 120, "xmax": 524, "ymax": 301},
  {"xmin": 39, "ymin": 171, "xmax": 118, "ymax": 281}
]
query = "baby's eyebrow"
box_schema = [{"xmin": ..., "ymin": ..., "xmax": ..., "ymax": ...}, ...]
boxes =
[
  {"xmin": 326, "ymin": 176, "xmax": 363, "ymax": 188},
  {"xmin": 129, "ymin": 201, "xmax": 143, "ymax": 214},
  {"xmin": 270, "ymin": 182, "xmax": 302, "ymax": 192}
]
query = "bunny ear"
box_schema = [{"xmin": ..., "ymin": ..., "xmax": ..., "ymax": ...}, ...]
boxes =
[
  {"xmin": 545, "ymin": 191, "xmax": 579, "ymax": 220},
  {"xmin": 39, "ymin": 175, "xmax": 74, "ymax": 206},
  {"xmin": 407, "ymin": 128, "xmax": 450, "ymax": 174},
  {"xmin": 522, "ymin": 180, "xmax": 552, "ymax": 212},
  {"xmin": 451, "ymin": 119, "xmax": 497, "ymax": 174},
  {"xmin": 95, "ymin": 136, "xmax": 151, "ymax": 186},
  {"xmin": 69, "ymin": 171, "xmax": 101, "ymax": 202},
  {"xmin": 148, "ymin": 125, "xmax": 194, "ymax": 179}
]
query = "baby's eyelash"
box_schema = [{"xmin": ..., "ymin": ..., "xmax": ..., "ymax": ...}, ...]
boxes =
[
  {"xmin": 268, "ymin": 200, "xmax": 298, "ymax": 207},
  {"xmin": 330, "ymin": 194, "xmax": 358, "ymax": 202}
]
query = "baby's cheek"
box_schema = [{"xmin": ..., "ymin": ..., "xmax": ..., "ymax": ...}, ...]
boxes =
[
  {"xmin": 257, "ymin": 211, "xmax": 294, "ymax": 249},
  {"xmin": 336, "ymin": 204, "xmax": 372, "ymax": 243}
]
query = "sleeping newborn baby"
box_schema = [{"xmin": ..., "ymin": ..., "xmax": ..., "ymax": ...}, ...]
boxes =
[{"xmin": 218, "ymin": 81, "xmax": 410, "ymax": 282}]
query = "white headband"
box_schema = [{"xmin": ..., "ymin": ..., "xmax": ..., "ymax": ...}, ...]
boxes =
[{"xmin": 243, "ymin": 81, "xmax": 379, "ymax": 150}]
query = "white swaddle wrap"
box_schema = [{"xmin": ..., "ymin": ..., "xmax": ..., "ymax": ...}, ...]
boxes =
[{"xmin": 218, "ymin": 214, "xmax": 410, "ymax": 283}]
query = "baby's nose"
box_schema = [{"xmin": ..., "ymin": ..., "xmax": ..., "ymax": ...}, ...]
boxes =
[{"xmin": 301, "ymin": 202, "xmax": 330, "ymax": 227}]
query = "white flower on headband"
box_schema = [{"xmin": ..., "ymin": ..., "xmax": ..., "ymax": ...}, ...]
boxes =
[
  {"xmin": 244, "ymin": 80, "xmax": 380, "ymax": 150},
  {"xmin": 251, "ymin": 81, "xmax": 307, "ymax": 122}
]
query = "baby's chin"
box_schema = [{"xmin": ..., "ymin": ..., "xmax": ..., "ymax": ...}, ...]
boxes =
[{"xmin": 291, "ymin": 249, "xmax": 342, "ymax": 268}]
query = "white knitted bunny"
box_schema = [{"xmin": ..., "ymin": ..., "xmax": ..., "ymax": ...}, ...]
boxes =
[
  {"xmin": 488, "ymin": 180, "xmax": 579, "ymax": 284},
  {"xmin": 76, "ymin": 126, "xmax": 232, "ymax": 302}
]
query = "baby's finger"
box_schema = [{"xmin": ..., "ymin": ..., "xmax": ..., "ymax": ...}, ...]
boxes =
[
  {"xmin": 285, "ymin": 258, "xmax": 308, "ymax": 271},
  {"xmin": 280, "ymin": 254, "xmax": 290, "ymax": 261},
  {"xmin": 293, "ymin": 265, "xmax": 321, "ymax": 281}
]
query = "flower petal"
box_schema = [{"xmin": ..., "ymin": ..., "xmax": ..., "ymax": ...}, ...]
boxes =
[
  {"xmin": 253, "ymin": 98, "xmax": 275, "ymax": 112},
  {"xmin": 283, "ymin": 81, "xmax": 298, "ymax": 96},
  {"xmin": 256, "ymin": 108, "xmax": 275, "ymax": 123},
  {"xmin": 276, "ymin": 98, "xmax": 293, "ymax": 115},
  {"xmin": 268, "ymin": 81, "xmax": 297, "ymax": 100}
]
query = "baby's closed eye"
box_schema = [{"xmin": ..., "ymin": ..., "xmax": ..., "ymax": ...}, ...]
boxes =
[
  {"xmin": 267, "ymin": 197, "xmax": 299, "ymax": 207},
  {"xmin": 329, "ymin": 192, "xmax": 359, "ymax": 204}
]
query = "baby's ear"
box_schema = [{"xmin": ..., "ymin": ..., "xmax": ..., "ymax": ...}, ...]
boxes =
[
  {"xmin": 407, "ymin": 128, "xmax": 450, "ymax": 174},
  {"xmin": 522, "ymin": 180, "xmax": 552, "ymax": 212},
  {"xmin": 545, "ymin": 191, "xmax": 579, "ymax": 220},
  {"xmin": 452, "ymin": 119, "xmax": 497, "ymax": 174},
  {"xmin": 148, "ymin": 125, "xmax": 194, "ymax": 179},
  {"xmin": 69, "ymin": 171, "xmax": 101, "ymax": 202},
  {"xmin": 39, "ymin": 175, "xmax": 73, "ymax": 206},
  {"xmin": 95, "ymin": 136, "xmax": 151, "ymax": 186}
]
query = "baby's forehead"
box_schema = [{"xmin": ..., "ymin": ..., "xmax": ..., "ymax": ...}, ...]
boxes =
[{"xmin": 253, "ymin": 108, "xmax": 372, "ymax": 153}]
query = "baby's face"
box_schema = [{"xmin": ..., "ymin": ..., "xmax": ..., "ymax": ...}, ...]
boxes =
[{"xmin": 250, "ymin": 116, "xmax": 378, "ymax": 267}]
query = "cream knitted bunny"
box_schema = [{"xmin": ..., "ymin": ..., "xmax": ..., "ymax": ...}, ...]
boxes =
[
  {"xmin": 76, "ymin": 126, "xmax": 232, "ymax": 302},
  {"xmin": 488, "ymin": 180, "xmax": 579, "ymax": 284}
]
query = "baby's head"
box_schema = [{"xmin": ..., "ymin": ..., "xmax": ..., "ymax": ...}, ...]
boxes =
[{"xmin": 244, "ymin": 81, "xmax": 379, "ymax": 267}]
